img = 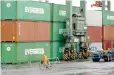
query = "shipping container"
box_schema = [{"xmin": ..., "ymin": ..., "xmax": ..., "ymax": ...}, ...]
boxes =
[
  {"xmin": 50, "ymin": 42, "xmax": 65, "ymax": 59},
  {"xmin": 103, "ymin": 26, "xmax": 114, "ymax": 40},
  {"xmin": 1, "ymin": 42, "xmax": 50, "ymax": 63},
  {"xmin": 1, "ymin": 0, "xmax": 16, "ymax": 20},
  {"xmin": 51, "ymin": 22, "xmax": 66, "ymax": 41},
  {"xmin": 35, "ymin": 22, "xmax": 51, "ymax": 41},
  {"xmin": 0, "ymin": 20, "xmax": 1, "ymax": 42},
  {"xmin": 86, "ymin": 10, "xmax": 102, "ymax": 26},
  {"xmin": 103, "ymin": 40, "xmax": 114, "ymax": 50},
  {"xmin": 1, "ymin": 21, "xmax": 51, "ymax": 42},
  {"xmin": 87, "ymin": 26, "xmax": 102, "ymax": 42},
  {"xmin": 1, "ymin": 1, "xmax": 51, "ymax": 21},
  {"xmin": 52, "ymin": 4, "xmax": 80, "ymax": 22},
  {"xmin": 103, "ymin": 11, "xmax": 114, "ymax": 25},
  {"xmin": 89, "ymin": 42, "xmax": 102, "ymax": 51}
]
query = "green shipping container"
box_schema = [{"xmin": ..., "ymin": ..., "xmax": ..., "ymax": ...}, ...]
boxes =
[
  {"xmin": 52, "ymin": 4, "xmax": 80, "ymax": 22},
  {"xmin": 0, "ymin": 42, "xmax": 2, "ymax": 62},
  {"xmin": 1, "ymin": 42, "xmax": 50, "ymax": 63},
  {"xmin": 1, "ymin": 1, "xmax": 51, "ymax": 21},
  {"xmin": 103, "ymin": 11, "xmax": 114, "ymax": 25},
  {"xmin": 51, "ymin": 42, "xmax": 65, "ymax": 59},
  {"xmin": 51, "ymin": 22, "xmax": 66, "ymax": 41}
]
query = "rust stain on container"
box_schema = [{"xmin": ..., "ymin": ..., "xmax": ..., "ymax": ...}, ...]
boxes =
[
  {"xmin": 87, "ymin": 26, "xmax": 102, "ymax": 42},
  {"xmin": 103, "ymin": 26, "xmax": 114, "ymax": 40},
  {"xmin": 35, "ymin": 22, "xmax": 50, "ymax": 41}
]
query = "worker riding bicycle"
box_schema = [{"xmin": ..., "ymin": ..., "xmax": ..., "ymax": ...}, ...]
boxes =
[{"xmin": 41, "ymin": 53, "xmax": 49, "ymax": 68}]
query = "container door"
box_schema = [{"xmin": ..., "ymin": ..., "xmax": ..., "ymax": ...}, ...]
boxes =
[
  {"xmin": 1, "ymin": 1, "xmax": 16, "ymax": 20},
  {"xmin": 1, "ymin": 42, "xmax": 16, "ymax": 63}
]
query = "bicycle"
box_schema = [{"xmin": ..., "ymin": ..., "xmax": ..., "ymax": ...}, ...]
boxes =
[
  {"xmin": 39, "ymin": 57, "xmax": 60, "ymax": 70},
  {"xmin": 39, "ymin": 60, "xmax": 53, "ymax": 70}
]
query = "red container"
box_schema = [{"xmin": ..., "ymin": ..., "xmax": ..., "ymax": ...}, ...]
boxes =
[
  {"xmin": 103, "ymin": 26, "xmax": 114, "ymax": 40},
  {"xmin": 103, "ymin": 40, "xmax": 114, "ymax": 50},
  {"xmin": 34, "ymin": 22, "xmax": 50, "ymax": 41},
  {"xmin": 87, "ymin": 26, "xmax": 102, "ymax": 42},
  {"xmin": 1, "ymin": 21, "xmax": 51, "ymax": 42}
]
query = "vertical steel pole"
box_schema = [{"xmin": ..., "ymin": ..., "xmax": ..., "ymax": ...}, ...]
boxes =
[
  {"xmin": 80, "ymin": 0, "xmax": 86, "ymax": 18},
  {"xmin": 107, "ymin": 0, "xmax": 111, "ymax": 11},
  {"xmin": 66, "ymin": 0, "xmax": 73, "ymax": 37}
]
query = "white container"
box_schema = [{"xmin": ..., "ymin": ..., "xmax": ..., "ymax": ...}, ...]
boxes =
[
  {"xmin": 89, "ymin": 42, "xmax": 102, "ymax": 51},
  {"xmin": 86, "ymin": 10, "xmax": 102, "ymax": 27}
]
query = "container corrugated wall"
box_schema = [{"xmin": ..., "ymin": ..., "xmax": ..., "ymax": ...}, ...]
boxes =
[
  {"xmin": 35, "ymin": 22, "xmax": 51, "ymax": 41},
  {"xmin": 102, "ymin": 11, "xmax": 114, "ymax": 50},
  {"xmin": 86, "ymin": 10, "xmax": 102, "ymax": 26},
  {"xmin": 103, "ymin": 26, "xmax": 114, "ymax": 40},
  {"xmin": 87, "ymin": 26, "xmax": 102, "ymax": 42},
  {"xmin": 1, "ymin": 0, "xmax": 16, "ymax": 20},
  {"xmin": 51, "ymin": 22, "xmax": 66, "ymax": 41},
  {"xmin": 86, "ymin": 11, "xmax": 102, "ymax": 44},
  {"xmin": 52, "ymin": 4, "xmax": 79, "ymax": 22},
  {"xmin": 1, "ymin": 1, "xmax": 51, "ymax": 21},
  {"xmin": 2, "ymin": 42, "xmax": 50, "ymax": 63},
  {"xmin": 103, "ymin": 40, "xmax": 114, "ymax": 50},
  {"xmin": 1, "ymin": 21, "xmax": 51, "ymax": 42},
  {"xmin": 1, "ymin": 1, "xmax": 52, "ymax": 63},
  {"xmin": 103, "ymin": 11, "xmax": 114, "ymax": 25},
  {"xmin": 50, "ymin": 42, "xmax": 65, "ymax": 59},
  {"xmin": 1, "ymin": 43, "xmax": 16, "ymax": 63}
]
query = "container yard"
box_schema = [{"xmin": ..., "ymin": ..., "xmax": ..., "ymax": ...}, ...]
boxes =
[{"xmin": 1, "ymin": 0, "xmax": 114, "ymax": 75}]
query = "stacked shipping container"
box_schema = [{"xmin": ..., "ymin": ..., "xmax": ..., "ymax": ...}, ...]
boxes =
[
  {"xmin": 51, "ymin": 4, "xmax": 79, "ymax": 59},
  {"xmin": 2, "ymin": 1, "xmax": 111, "ymax": 63},
  {"xmin": 102, "ymin": 11, "xmax": 114, "ymax": 50},
  {"xmin": 1, "ymin": 1, "xmax": 52, "ymax": 63},
  {"xmin": 86, "ymin": 10, "xmax": 103, "ymax": 51},
  {"xmin": 1, "ymin": 1, "xmax": 80, "ymax": 63}
]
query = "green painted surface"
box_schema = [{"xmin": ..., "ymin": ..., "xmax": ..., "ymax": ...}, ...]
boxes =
[
  {"xmin": 1, "ymin": 1, "xmax": 51, "ymax": 21},
  {"xmin": 0, "ymin": 42, "xmax": 1, "ymax": 62},
  {"xmin": 1, "ymin": 42, "xmax": 50, "ymax": 63},
  {"xmin": 52, "ymin": 4, "xmax": 80, "ymax": 22},
  {"xmin": 1, "ymin": 43, "xmax": 17, "ymax": 63},
  {"xmin": 75, "ymin": 43, "xmax": 80, "ymax": 53},
  {"xmin": 51, "ymin": 42, "xmax": 65, "ymax": 59},
  {"xmin": 51, "ymin": 22, "xmax": 66, "ymax": 41},
  {"xmin": 1, "ymin": 0, "xmax": 16, "ymax": 20},
  {"xmin": 17, "ymin": 1, "xmax": 51, "ymax": 21},
  {"xmin": 32, "ymin": 42, "xmax": 50, "ymax": 61},
  {"xmin": 16, "ymin": 42, "xmax": 35, "ymax": 62},
  {"xmin": 103, "ymin": 11, "xmax": 114, "ymax": 25}
]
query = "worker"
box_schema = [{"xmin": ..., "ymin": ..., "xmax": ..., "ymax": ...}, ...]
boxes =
[{"xmin": 42, "ymin": 53, "xmax": 49, "ymax": 68}]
